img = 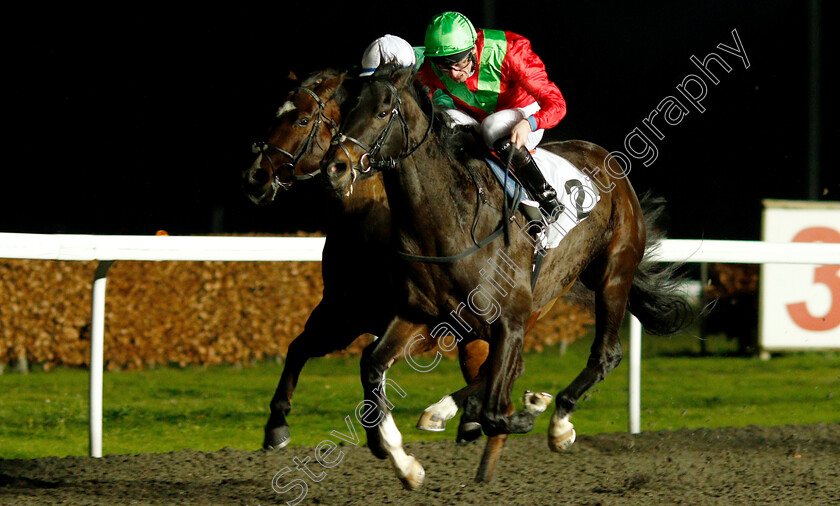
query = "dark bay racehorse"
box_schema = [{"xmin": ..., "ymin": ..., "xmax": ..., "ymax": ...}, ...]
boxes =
[
  {"xmin": 242, "ymin": 69, "xmax": 490, "ymax": 449},
  {"xmin": 322, "ymin": 64, "xmax": 693, "ymax": 488}
]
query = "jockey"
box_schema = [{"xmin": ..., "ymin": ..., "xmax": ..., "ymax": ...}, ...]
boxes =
[
  {"xmin": 359, "ymin": 34, "xmax": 425, "ymax": 77},
  {"xmin": 417, "ymin": 11, "xmax": 566, "ymax": 219}
]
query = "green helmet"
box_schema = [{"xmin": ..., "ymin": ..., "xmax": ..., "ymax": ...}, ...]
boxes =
[{"xmin": 424, "ymin": 12, "xmax": 477, "ymax": 58}]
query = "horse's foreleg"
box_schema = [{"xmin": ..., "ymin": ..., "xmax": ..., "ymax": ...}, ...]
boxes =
[
  {"xmin": 476, "ymin": 434, "xmax": 508, "ymax": 483},
  {"xmin": 457, "ymin": 390, "xmax": 485, "ymax": 443},
  {"xmin": 417, "ymin": 336, "xmax": 548, "ymax": 445},
  {"xmin": 417, "ymin": 379, "xmax": 482, "ymax": 432},
  {"xmin": 418, "ymin": 377, "xmax": 553, "ymax": 445},
  {"xmin": 474, "ymin": 387, "xmax": 553, "ymax": 483},
  {"xmin": 360, "ymin": 317, "xmax": 428, "ymax": 490},
  {"xmin": 417, "ymin": 339, "xmax": 489, "ymax": 434},
  {"xmin": 457, "ymin": 339, "xmax": 488, "ymax": 443},
  {"xmin": 264, "ymin": 301, "xmax": 364, "ymax": 450},
  {"xmin": 479, "ymin": 319, "xmax": 551, "ymax": 437}
]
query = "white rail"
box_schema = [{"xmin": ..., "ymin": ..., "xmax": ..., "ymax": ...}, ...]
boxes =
[
  {"xmin": 627, "ymin": 238, "xmax": 839, "ymax": 434},
  {"xmin": 0, "ymin": 233, "xmax": 326, "ymax": 457},
  {"xmin": 0, "ymin": 233, "xmax": 326, "ymax": 261},
  {"xmin": 653, "ymin": 239, "xmax": 840, "ymax": 265},
  {"xmin": 1, "ymin": 233, "xmax": 838, "ymax": 454}
]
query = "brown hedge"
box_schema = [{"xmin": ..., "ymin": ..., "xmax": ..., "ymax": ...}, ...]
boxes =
[{"xmin": 1, "ymin": 237, "xmax": 593, "ymax": 371}]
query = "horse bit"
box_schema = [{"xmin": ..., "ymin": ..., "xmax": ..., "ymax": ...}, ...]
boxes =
[
  {"xmin": 251, "ymin": 86, "xmax": 339, "ymax": 191},
  {"xmin": 330, "ymin": 79, "xmax": 432, "ymax": 181}
]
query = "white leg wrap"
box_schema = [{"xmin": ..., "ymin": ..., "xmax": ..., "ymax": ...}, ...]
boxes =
[
  {"xmin": 549, "ymin": 413, "xmax": 574, "ymax": 437},
  {"xmin": 380, "ymin": 414, "xmax": 416, "ymax": 474},
  {"xmin": 417, "ymin": 395, "xmax": 459, "ymax": 432},
  {"xmin": 427, "ymin": 395, "xmax": 458, "ymax": 421},
  {"xmin": 548, "ymin": 412, "xmax": 576, "ymax": 452},
  {"xmin": 523, "ymin": 391, "xmax": 553, "ymax": 415}
]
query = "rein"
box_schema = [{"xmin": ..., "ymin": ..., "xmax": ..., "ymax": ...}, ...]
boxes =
[{"xmin": 251, "ymin": 86, "xmax": 339, "ymax": 189}]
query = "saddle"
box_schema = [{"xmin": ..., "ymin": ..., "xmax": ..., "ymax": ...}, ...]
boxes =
[
  {"xmin": 441, "ymin": 125, "xmax": 599, "ymax": 288},
  {"xmin": 444, "ymin": 126, "xmax": 600, "ymax": 251}
]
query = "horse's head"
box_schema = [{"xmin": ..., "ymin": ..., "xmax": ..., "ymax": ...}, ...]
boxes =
[
  {"xmin": 242, "ymin": 69, "xmax": 348, "ymax": 205},
  {"xmin": 322, "ymin": 64, "xmax": 426, "ymax": 198}
]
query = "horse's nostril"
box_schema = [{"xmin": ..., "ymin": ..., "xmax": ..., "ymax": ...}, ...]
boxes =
[
  {"xmin": 329, "ymin": 162, "xmax": 347, "ymax": 175},
  {"xmin": 250, "ymin": 169, "xmax": 269, "ymax": 185}
]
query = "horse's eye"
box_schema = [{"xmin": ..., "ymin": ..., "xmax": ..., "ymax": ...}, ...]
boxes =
[
  {"xmin": 297, "ymin": 117, "xmax": 310, "ymax": 127},
  {"xmin": 377, "ymin": 110, "xmax": 389, "ymax": 119}
]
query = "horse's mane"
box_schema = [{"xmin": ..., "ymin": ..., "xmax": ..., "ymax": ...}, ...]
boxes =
[{"xmin": 300, "ymin": 68, "xmax": 343, "ymax": 87}]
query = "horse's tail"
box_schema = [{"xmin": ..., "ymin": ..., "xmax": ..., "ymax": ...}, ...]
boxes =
[{"xmin": 627, "ymin": 193, "xmax": 697, "ymax": 335}]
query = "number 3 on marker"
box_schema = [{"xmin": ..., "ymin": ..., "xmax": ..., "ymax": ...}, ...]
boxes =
[{"xmin": 785, "ymin": 227, "xmax": 840, "ymax": 331}]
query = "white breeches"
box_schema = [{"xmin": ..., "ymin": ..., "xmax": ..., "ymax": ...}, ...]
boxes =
[{"xmin": 443, "ymin": 102, "xmax": 544, "ymax": 151}]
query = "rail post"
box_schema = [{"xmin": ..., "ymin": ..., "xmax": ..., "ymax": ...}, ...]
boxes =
[
  {"xmin": 90, "ymin": 260, "xmax": 114, "ymax": 458},
  {"xmin": 628, "ymin": 314, "xmax": 642, "ymax": 434}
]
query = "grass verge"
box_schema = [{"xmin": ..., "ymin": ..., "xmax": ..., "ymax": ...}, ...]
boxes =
[{"xmin": 1, "ymin": 330, "xmax": 837, "ymax": 459}]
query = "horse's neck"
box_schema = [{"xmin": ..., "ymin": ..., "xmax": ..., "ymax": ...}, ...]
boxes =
[
  {"xmin": 325, "ymin": 172, "xmax": 390, "ymax": 250},
  {"xmin": 382, "ymin": 88, "xmax": 496, "ymax": 256},
  {"xmin": 385, "ymin": 137, "xmax": 478, "ymax": 248}
]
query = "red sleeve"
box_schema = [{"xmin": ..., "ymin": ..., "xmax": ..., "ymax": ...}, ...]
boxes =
[
  {"xmin": 503, "ymin": 34, "xmax": 566, "ymax": 130},
  {"xmin": 417, "ymin": 61, "xmax": 441, "ymax": 93}
]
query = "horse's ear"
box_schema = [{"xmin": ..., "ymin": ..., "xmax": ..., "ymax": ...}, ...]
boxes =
[
  {"xmin": 323, "ymin": 72, "xmax": 349, "ymax": 103},
  {"xmin": 333, "ymin": 76, "xmax": 352, "ymax": 105},
  {"xmin": 392, "ymin": 66, "xmax": 415, "ymax": 89},
  {"xmin": 286, "ymin": 71, "xmax": 299, "ymax": 83},
  {"xmin": 322, "ymin": 72, "xmax": 345, "ymax": 92},
  {"xmin": 337, "ymin": 74, "xmax": 362, "ymax": 106}
]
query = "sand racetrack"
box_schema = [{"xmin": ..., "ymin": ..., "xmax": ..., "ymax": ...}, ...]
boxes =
[{"xmin": 2, "ymin": 423, "xmax": 838, "ymax": 505}]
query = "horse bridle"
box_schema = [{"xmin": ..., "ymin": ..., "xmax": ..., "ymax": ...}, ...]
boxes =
[
  {"xmin": 330, "ymin": 76, "xmax": 513, "ymax": 264},
  {"xmin": 251, "ymin": 86, "xmax": 339, "ymax": 190},
  {"xmin": 331, "ymin": 78, "xmax": 433, "ymax": 176}
]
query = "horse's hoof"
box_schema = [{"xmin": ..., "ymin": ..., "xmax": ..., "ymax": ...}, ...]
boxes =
[
  {"xmin": 548, "ymin": 413, "xmax": 576, "ymax": 452},
  {"xmin": 397, "ymin": 457, "xmax": 425, "ymax": 491},
  {"xmin": 456, "ymin": 422, "xmax": 482, "ymax": 444},
  {"xmin": 263, "ymin": 425, "xmax": 291, "ymax": 450},
  {"xmin": 417, "ymin": 396, "xmax": 457, "ymax": 432},
  {"xmin": 416, "ymin": 410, "xmax": 447, "ymax": 432},
  {"xmin": 523, "ymin": 390, "xmax": 553, "ymax": 415}
]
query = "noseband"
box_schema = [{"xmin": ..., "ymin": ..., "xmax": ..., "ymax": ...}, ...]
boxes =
[
  {"xmin": 251, "ymin": 86, "xmax": 339, "ymax": 190},
  {"xmin": 331, "ymin": 78, "xmax": 433, "ymax": 174}
]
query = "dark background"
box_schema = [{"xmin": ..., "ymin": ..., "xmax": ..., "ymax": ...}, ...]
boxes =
[{"xmin": 5, "ymin": 1, "xmax": 837, "ymax": 240}]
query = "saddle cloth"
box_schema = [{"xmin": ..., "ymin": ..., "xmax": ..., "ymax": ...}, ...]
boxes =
[{"xmin": 485, "ymin": 147, "xmax": 601, "ymax": 250}]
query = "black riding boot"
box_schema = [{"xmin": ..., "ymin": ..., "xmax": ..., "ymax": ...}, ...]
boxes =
[{"xmin": 494, "ymin": 138, "xmax": 563, "ymax": 221}]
